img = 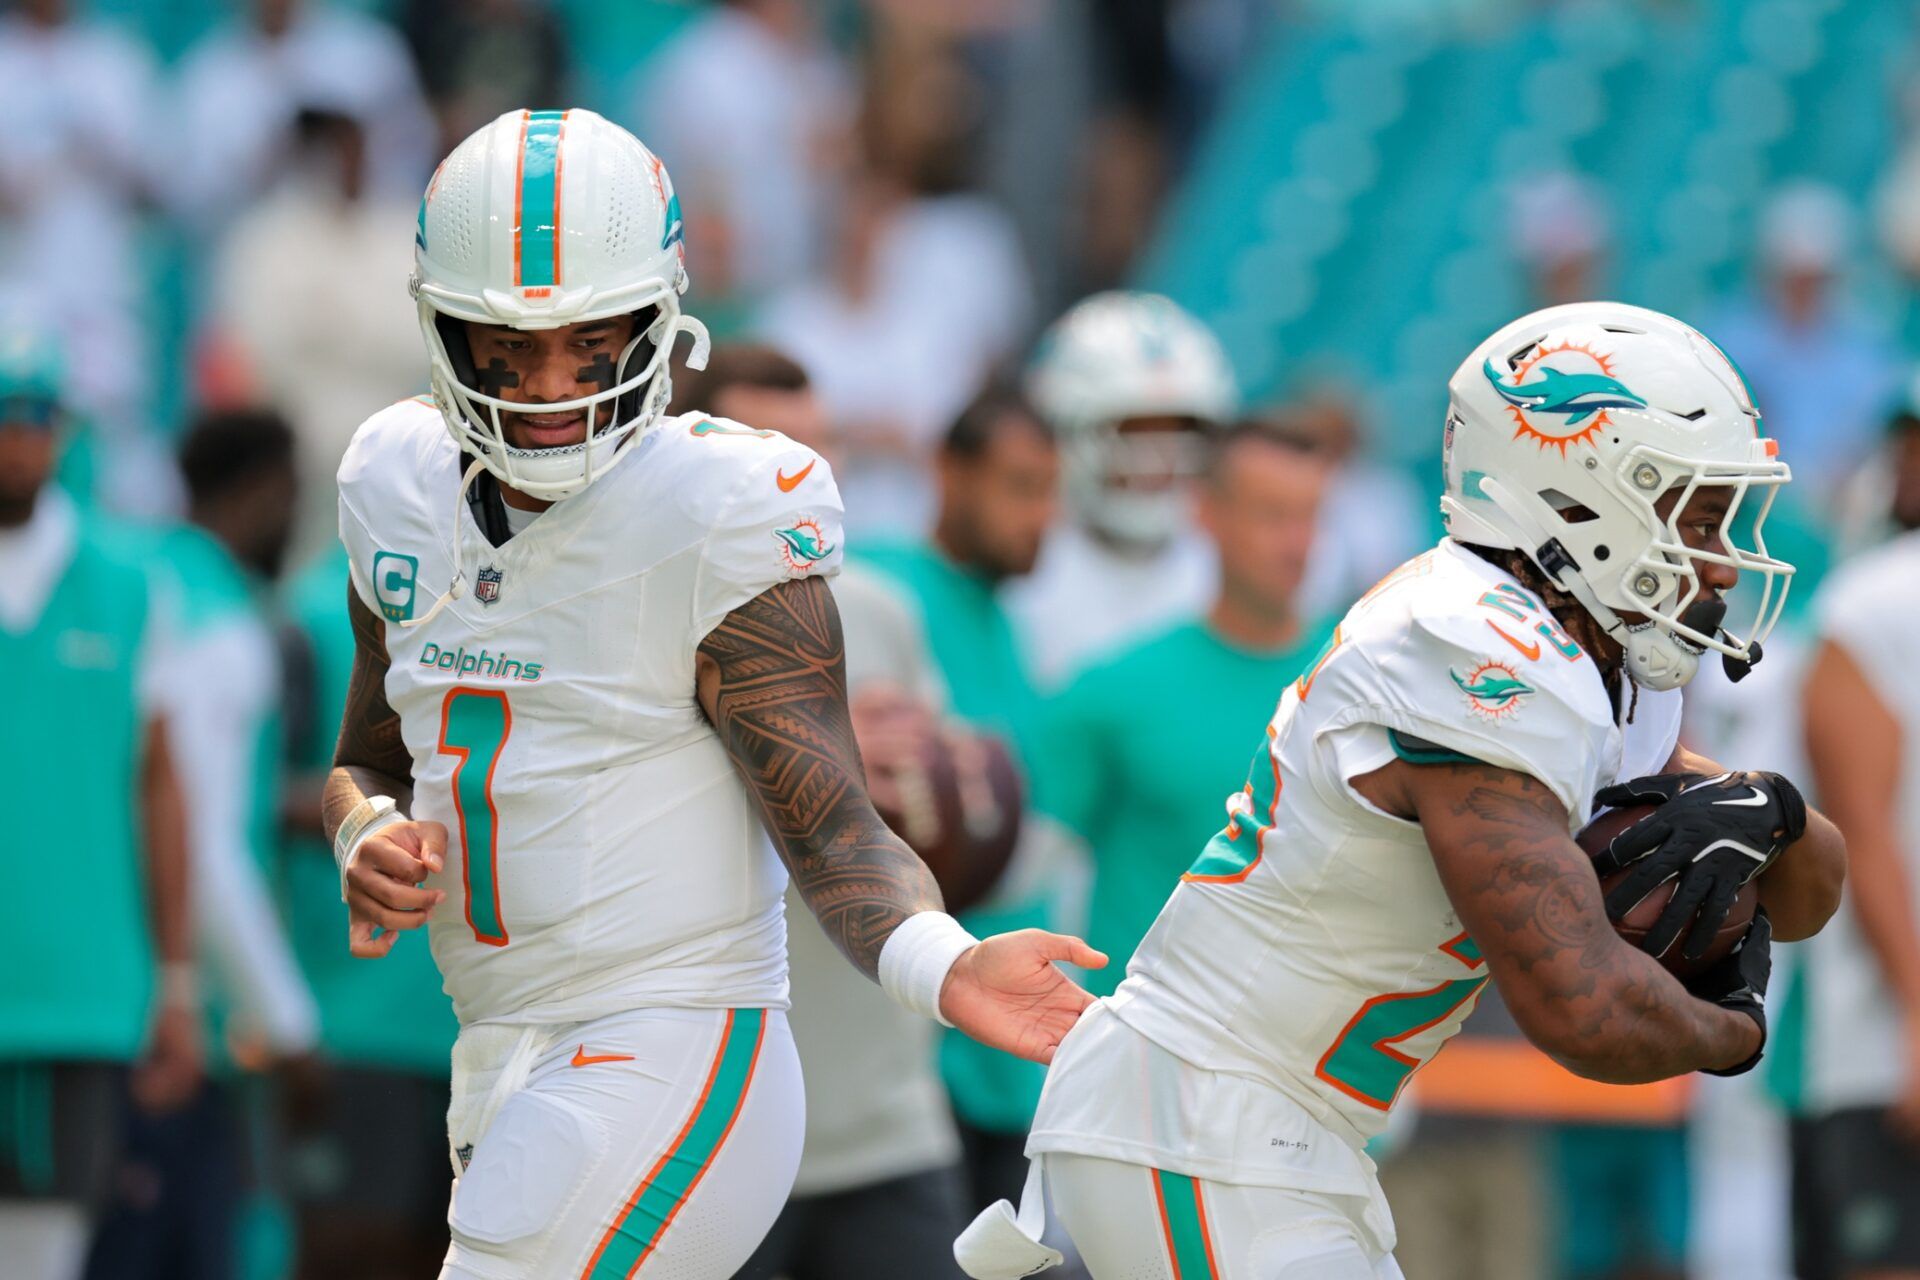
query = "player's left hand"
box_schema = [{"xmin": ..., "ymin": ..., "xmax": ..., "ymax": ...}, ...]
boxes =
[
  {"xmin": 1592, "ymin": 770, "xmax": 1808, "ymax": 960},
  {"xmin": 132, "ymin": 1001, "xmax": 205, "ymax": 1114},
  {"xmin": 939, "ymin": 929, "xmax": 1107, "ymax": 1065}
]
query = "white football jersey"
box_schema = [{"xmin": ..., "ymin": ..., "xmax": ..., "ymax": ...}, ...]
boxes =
[
  {"xmin": 1029, "ymin": 539, "xmax": 1680, "ymax": 1188},
  {"xmin": 337, "ymin": 398, "xmax": 845, "ymax": 1027}
]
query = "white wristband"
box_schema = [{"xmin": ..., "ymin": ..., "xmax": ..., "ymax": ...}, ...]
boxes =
[
  {"xmin": 333, "ymin": 795, "xmax": 403, "ymax": 901},
  {"xmin": 879, "ymin": 911, "xmax": 980, "ymax": 1026}
]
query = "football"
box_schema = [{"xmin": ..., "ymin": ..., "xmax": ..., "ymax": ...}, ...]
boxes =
[
  {"xmin": 871, "ymin": 729, "xmax": 1023, "ymax": 915},
  {"xmin": 1576, "ymin": 802, "xmax": 1758, "ymax": 981}
]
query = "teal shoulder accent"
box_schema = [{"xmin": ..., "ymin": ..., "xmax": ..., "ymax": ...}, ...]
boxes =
[{"xmin": 1388, "ymin": 728, "xmax": 1485, "ymax": 768}]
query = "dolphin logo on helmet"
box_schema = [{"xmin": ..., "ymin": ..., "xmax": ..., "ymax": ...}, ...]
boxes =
[
  {"xmin": 1481, "ymin": 359, "xmax": 1647, "ymax": 425},
  {"xmin": 1442, "ymin": 302, "xmax": 1795, "ymax": 692}
]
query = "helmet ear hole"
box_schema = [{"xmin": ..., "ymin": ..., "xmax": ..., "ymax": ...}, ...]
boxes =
[{"xmin": 436, "ymin": 313, "xmax": 479, "ymax": 387}]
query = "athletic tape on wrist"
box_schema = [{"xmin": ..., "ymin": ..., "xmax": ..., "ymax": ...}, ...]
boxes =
[
  {"xmin": 879, "ymin": 911, "xmax": 979, "ymax": 1026},
  {"xmin": 333, "ymin": 795, "xmax": 403, "ymax": 901}
]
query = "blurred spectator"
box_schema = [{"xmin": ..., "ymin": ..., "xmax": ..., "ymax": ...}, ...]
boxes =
[
  {"xmin": 168, "ymin": 0, "xmax": 435, "ymax": 232},
  {"xmin": 0, "ymin": 328, "xmax": 199, "ymax": 1280},
  {"xmin": 274, "ymin": 542, "xmax": 457, "ymax": 1279},
  {"xmin": 857, "ymin": 386, "xmax": 1060, "ymax": 1217},
  {"xmin": 206, "ymin": 108, "xmax": 421, "ymax": 565},
  {"xmin": 1509, "ymin": 171, "xmax": 1612, "ymax": 307},
  {"xmin": 1707, "ymin": 184, "xmax": 1903, "ymax": 505},
  {"xmin": 1008, "ymin": 291, "xmax": 1233, "ymax": 689},
  {"xmin": 399, "ymin": 0, "xmax": 570, "ymax": 157},
  {"xmin": 677, "ymin": 346, "xmax": 976, "ymax": 1280},
  {"xmin": 85, "ymin": 408, "xmax": 320, "ymax": 1280},
  {"xmin": 629, "ymin": 0, "xmax": 853, "ymax": 313},
  {"xmin": 1284, "ymin": 389, "xmax": 1432, "ymax": 621},
  {"xmin": 0, "ymin": 0, "xmax": 169, "ymax": 513},
  {"xmin": 1798, "ymin": 526, "xmax": 1920, "ymax": 1280},
  {"xmin": 756, "ymin": 32, "xmax": 1032, "ymax": 536},
  {"xmin": 1835, "ymin": 373, "xmax": 1920, "ymax": 555},
  {"xmin": 1038, "ymin": 421, "xmax": 1331, "ymax": 995}
]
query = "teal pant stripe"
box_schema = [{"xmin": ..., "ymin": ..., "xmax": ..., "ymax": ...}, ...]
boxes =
[
  {"xmin": 517, "ymin": 110, "xmax": 565, "ymax": 287},
  {"xmin": 1153, "ymin": 1168, "xmax": 1218, "ymax": 1279},
  {"xmin": 585, "ymin": 1009, "xmax": 766, "ymax": 1279}
]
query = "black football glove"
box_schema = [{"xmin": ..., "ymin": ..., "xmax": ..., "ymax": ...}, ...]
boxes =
[
  {"xmin": 1590, "ymin": 770, "xmax": 1807, "ymax": 961},
  {"xmin": 1684, "ymin": 909, "xmax": 1771, "ymax": 1077}
]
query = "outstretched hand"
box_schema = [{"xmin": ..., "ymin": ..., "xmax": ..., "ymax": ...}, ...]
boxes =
[{"xmin": 939, "ymin": 929, "xmax": 1107, "ymax": 1064}]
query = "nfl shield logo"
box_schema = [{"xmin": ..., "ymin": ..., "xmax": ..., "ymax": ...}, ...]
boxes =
[{"xmin": 474, "ymin": 565, "xmax": 504, "ymax": 605}]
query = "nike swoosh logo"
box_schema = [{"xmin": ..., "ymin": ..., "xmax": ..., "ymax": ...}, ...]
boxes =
[
  {"xmin": 1713, "ymin": 788, "xmax": 1769, "ymax": 807},
  {"xmin": 1485, "ymin": 620, "xmax": 1542, "ymax": 662},
  {"xmin": 570, "ymin": 1046, "xmax": 636, "ymax": 1068},
  {"xmin": 776, "ymin": 460, "xmax": 815, "ymax": 493}
]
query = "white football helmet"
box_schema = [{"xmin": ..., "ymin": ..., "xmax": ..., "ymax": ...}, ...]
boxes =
[
  {"xmin": 1443, "ymin": 301, "xmax": 1794, "ymax": 691},
  {"xmin": 1027, "ymin": 292, "xmax": 1238, "ymax": 550},
  {"xmin": 412, "ymin": 108, "xmax": 710, "ymax": 502}
]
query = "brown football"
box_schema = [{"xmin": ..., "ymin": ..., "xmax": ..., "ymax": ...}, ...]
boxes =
[
  {"xmin": 872, "ymin": 729, "xmax": 1023, "ymax": 915},
  {"xmin": 1575, "ymin": 802, "xmax": 1758, "ymax": 981}
]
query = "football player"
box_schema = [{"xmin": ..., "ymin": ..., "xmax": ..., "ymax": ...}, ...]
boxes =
[
  {"xmin": 956, "ymin": 302, "xmax": 1848, "ymax": 1279},
  {"xmin": 322, "ymin": 109, "xmax": 1102, "ymax": 1280},
  {"xmin": 1008, "ymin": 291, "xmax": 1237, "ymax": 689}
]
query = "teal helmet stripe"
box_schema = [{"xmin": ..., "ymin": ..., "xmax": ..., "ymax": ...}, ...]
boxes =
[{"xmin": 515, "ymin": 109, "xmax": 567, "ymax": 288}]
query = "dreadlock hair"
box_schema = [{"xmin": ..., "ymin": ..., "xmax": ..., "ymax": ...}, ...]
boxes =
[{"xmin": 1460, "ymin": 542, "xmax": 1638, "ymax": 720}]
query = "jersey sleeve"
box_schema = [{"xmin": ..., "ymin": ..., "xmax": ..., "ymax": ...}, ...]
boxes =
[
  {"xmin": 1816, "ymin": 540, "xmax": 1920, "ymax": 704},
  {"xmin": 689, "ymin": 436, "xmax": 846, "ymax": 645},
  {"xmin": 1311, "ymin": 609, "xmax": 1610, "ymax": 824}
]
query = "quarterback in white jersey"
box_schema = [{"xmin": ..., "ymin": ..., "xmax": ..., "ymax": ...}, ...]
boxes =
[
  {"xmin": 957, "ymin": 303, "xmax": 1849, "ymax": 1280},
  {"xmin": 322, "ymin": 110, "xmax": 1102, "ymax": 1280}
]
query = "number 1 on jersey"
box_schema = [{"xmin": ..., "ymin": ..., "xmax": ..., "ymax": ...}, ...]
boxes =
[{"xmin": 438, "ymin": 688, "xmax": 511, "ymax": 947}]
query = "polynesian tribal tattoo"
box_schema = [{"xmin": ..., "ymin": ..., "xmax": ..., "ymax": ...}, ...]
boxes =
[{"xmin": 698, "ymin": 576, "xmax": 941, "ymax": 977}]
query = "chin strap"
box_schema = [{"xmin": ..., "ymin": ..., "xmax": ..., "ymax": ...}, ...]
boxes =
[{"xmin": 402, "ymin": 457, "xmax": 488, "ymax": 631}]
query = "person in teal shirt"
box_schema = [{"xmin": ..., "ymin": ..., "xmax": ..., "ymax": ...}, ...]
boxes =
[
  {"xmin": 856, "ymin": 384, "xmax": 1067, "ymax": 1213},
  {"xmin": 1042, "ymin": 421, "xmax": 1334, "ymax": 995},
  {"xmin": 0, "ymin": 327, "xmax": 200, "ymax": 1274}
]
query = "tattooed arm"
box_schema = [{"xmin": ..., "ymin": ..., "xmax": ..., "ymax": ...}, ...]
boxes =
[
  {"xmin": 1355, "ymin": 757, "xmax": 1761, "ymax": 1083},
  {"xmin": 695, "ymin": 574, "xmax": 943, "ymax": 975},
  {"xmin": 698, "ymin": 577, "xmax": 1102, "ymax": 1061},
  {"xmin": 323, "ymin": 586, "xmax": 447, "ymax": 958},
  {"xmin": 322, "ymin": 586, "xmax": 414, "ymax": 832}
]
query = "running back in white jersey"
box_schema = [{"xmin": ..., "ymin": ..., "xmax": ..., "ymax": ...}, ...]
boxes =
[
  {"xmin": 1095, "ymin": 539, "xmax": 1681, "ymax": 1150},
  {"xmin": 337, "ymin": 398, "xmax": 845, "ymax": 1027}
]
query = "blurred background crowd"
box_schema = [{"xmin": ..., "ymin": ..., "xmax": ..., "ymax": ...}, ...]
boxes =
[{"xmin": 4, "ymin": 0, "xmax": 1920, "ymax": 1277}]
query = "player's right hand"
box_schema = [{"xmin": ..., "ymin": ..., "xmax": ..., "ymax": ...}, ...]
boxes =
[{"xmin": 345, "ymin": 820, "xmax": 448, "ymax": 958}]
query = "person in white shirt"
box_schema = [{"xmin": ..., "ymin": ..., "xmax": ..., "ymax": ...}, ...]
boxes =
[
  {"xmin": 167, "ymin": 0, "xmax": 435, "ymax": 232},
  {"xmin": 957, "ymin": 302, "xmax": 1848, "ymax": 1280},
  {"xmin": 208, "ymin": 107, "xmax": 423, "ymax": 565},
  {"xmin": 1799, "ymin": 524, "xmax": 1920, "ymax": 1279},
  {"xmin": 325, "ymin": 109, "xmax": 1098, "ymax": 1280},
  {"xmin": 0, "ymin": 0, "xmax": 170, "ymax": 511},
  {"xmin": 1008, "ymin": 291, "xmax": 1237, "ymax": 690},
  {"xmin": 627, "ymin": 0, "xmax": 851, "ymax": 308}
]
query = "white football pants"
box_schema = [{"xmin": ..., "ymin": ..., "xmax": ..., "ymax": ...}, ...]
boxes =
[
  {"xmin": 438, "ymin": 1005, "xmax": 802, "ymax": 1280},
  {"xmin": 1047, "ymin": 1153, "xmax": 1407, "ymax": 1280}
]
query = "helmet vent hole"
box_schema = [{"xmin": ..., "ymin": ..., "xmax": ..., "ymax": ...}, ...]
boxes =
[
  {"xmin": 1539, "ymin": 489, "xmax": 1600, "ymax": 523},
  {"xmin": 1594, "ymin": 545, "xmax": 1611, "ymax": 561},
  {"xmin": 1678, "ymin": 408, "xmax": 1708, "ymax": 421},
  {"xmin": 1600, "ymin": 325, "xmax": 1644, "ymax": 335},
  {"xmin": 1505, "ymin": 341, "xmax": 1539, "ymax": 371}
]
